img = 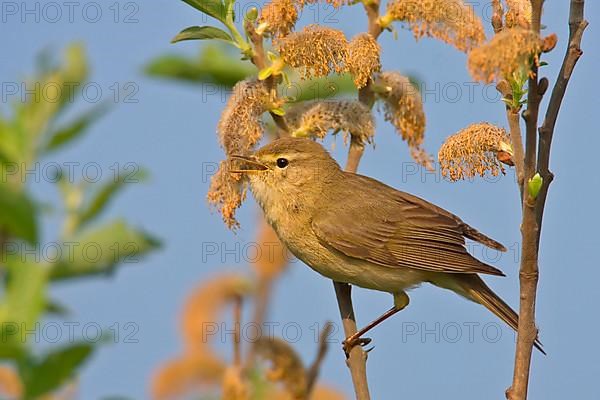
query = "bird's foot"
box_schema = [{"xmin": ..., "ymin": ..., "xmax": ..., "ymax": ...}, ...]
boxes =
[{"xmin": 342, "ymin": 336, "xmax": 372, "ymax": 358}]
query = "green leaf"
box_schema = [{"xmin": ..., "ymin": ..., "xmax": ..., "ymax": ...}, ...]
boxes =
[
  {"xmin": 171, "ymin": 26, "xmax": 233, "ymax": 44},
  {"xmin": 0, "ymin": 183, "xmax": 38, "ymax": 243},
  {"xmin": 0, "ymin": 258, "xmax": 49, "ymax": 350},
  {"xmin": 145, "ymin": 44, "xmax": 255, "ymax": 87},
  {"xmin": 43, "ymin": 103, "xmax": 110, "ymax": 154},
  {"xmin": 180, "ymin": 0, "xmax": 227, "ymax": 22},
  {"xmin": 21, "ymin": 343, "xmax": 94, "ymax": 398},
  {"xmin": 291, "ymin": 74, "xmax": 357, "ymax": 102},
  {"xmin": 50, "ymin": 219, "xmax": 160, "ymax": 281},
  {"xmin": 77, "ymin": 168, "xmax": 149, "ymax": 231}
]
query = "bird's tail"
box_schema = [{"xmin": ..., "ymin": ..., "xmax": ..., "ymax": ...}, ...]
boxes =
[{"xmin": 457, "ymin": 275, "xmax": 545, "ymax": 354}]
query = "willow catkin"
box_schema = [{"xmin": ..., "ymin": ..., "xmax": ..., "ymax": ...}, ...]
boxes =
[
  {"xmin": 277, "ymin": 25, "xmax": 348, "ymax": 79},
  {"xmin": 375, "ymin": 72, "xmax": 432, "ymax": 168},
  {"xmin": 346, "ymin": 33, "xmax": 381, "ymax": 88},
  {"xmin": 255, "ymin": 337, "xmax": 308, "ymax": 399},
  {"xmin": 151, "ymin": 354, "xmax": 226, "ymax": 400},
  {"xmin": 259, "ymin": 0, "xmax": 298, "ymax": 38},
  {"xmin": 505, "ymin": 0, "xmax": 532, "ymax": 28},
  {"xmin": 468, "ymin": 28, "xmax": 542, "ymax": 83},
  {"xmin": 285, "ymin": 100, "xmax": 375, "ymax": 145},
  {"xmin": 438, "ymin": 122, "xmax": 513, "ymax": 181},
  {"xmin": 217, "ymin": 79, "xmax": 269, "ymax": 155},
  {"xmin": 384, "ymin": 0, "xmax": 485, "ymax": 52}
]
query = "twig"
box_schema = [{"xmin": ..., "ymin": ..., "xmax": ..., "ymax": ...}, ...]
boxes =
[
  {"xmin": 507, "ymin": 1, "xmax": 587, "ymax": 399},
  {"xmin": 535, "ymin": 0, "xmax": 587, "ymax": 231},
  {"xmin": 233, "ymin": 294, "xmax": 242, "ymax": 368},
  {"xmin": 306, "ymin": 321, "xmax": 334, "ymax": 395},
  {"xmin": 332, "ymin": 281, "xmax": 371, "ymax": 400},
  {"xmin": 496, "ymin": 81, "xmax": 525, "ymax": 194},
  {"xmin": 244, "ymin": 19, "xmax": 289, "ymax": 133}
]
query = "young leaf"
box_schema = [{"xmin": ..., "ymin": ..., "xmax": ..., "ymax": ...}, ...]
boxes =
[
  {"xmin": 76, "ymin": 168, "xmax": 149, "ymax": 231},
  {"xmin": 180, "ymin": 0, "xmax": 227, "ymax": 23},
  {"xmin": 50, "ymin": 219, "xmax": 160, "ymax": 281},
  {"xmin": 20, "ymin": 343, "xmax": 94, "ymax": 398},
  {"xmin": 0, "ymin": 183, "xmax": 38, "ymax": 243},
  {"xmin": 0, "ymin": 258, "xmax": 49, "ymax": 351},
  {"xmin": 43, "ymin": 103, "xmax": 110, "ymax": 154},
  {"xmin": 171, "ymin": 26, "xmax": 234, "ymax": 44},
  {"xmin": 144, "ymin": 45, "xmax": 255, "ymax": 87}
]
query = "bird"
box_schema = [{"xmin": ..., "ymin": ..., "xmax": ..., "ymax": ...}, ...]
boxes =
[{"xmin": 230, "ymin": 136, "xmax": 543, "ymax": 354}]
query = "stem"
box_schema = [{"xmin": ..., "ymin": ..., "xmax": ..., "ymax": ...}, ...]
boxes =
[
  {"xmin": 306, "ymin": 322, "xmax": 334, "ymax": 396},
  {"xmin": 244, "ymin": 18, "xmax": 289, "ymax": 134},
  {"xmin": 507, "ymin": 1, "xmax": 587, "ymax": 399},
  {"xmin": 332, "ymin": 281, "xmax": 371, "ymax": 400},
  {"xmin": 507, "ymin": 110, "xmax": 526, "ymax": 197},
  {"xmin": 233, "ymin": 294, "xmax": 242, "ymax": 368}
]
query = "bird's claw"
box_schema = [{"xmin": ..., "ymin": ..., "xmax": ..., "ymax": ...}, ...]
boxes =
[{"xmin": 342, "ymin": 336, "xmax": 372, "ymax": 357}]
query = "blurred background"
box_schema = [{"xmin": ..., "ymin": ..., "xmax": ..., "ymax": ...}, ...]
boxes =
[{"xmin": 1, "ymin": 1, "xmax": 598, "ymax": 399}]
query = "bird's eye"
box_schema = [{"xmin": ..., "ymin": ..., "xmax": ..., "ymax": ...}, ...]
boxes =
[{"xmin": 276, "ymin": 158, "xmax": 289, "ymax": 168}]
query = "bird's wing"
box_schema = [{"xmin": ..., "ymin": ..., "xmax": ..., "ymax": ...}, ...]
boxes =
[{"xmin": 311, "ymin": 173, "xmax": 506, "ymax": 276}]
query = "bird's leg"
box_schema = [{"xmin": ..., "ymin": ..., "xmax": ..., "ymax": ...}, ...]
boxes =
[{"xmin": 342, "ymin": 291, "xmax": 409, "ymax": 356}]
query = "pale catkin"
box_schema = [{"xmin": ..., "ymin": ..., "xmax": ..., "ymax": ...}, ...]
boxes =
[
  {"xmin": 505, "ymin": 0, "xmax": 532, "ymax": 28},
  {"xmin": 255, "ymin": 337, "xmax": 308, "ymax": 399},
  {"xmin": 385, "ymin": 0, "xmax": 486, "ymax": 52},
  {"xmin": 467, "ymin": 28, "xmax": 542, "ymax": 83},
  {"xmin": 277, "ymin": 25, "xmax": 348, "ymax": 79},
  {"xmin": 218, "ymin": 79, "xmax": 269, "ymax": 156},
  {"xmin": 285, "ymin": 100, "xmax": 375, "ymax": 145},
  {"xmin": 259, "ymin": 0, "xmax": 298, "ymax": 38},
  {"xmin": 438, "ymin": 122, "xmax": 513, "ymax": 181},
  {"xmin": 207, "ymin": 161, "xmax": 246, "ymax": 229},
  {"xmin": 375, "ymin": 72, "xmax": 432, "ymax": 168},
  {"xmin": 347, "ymin": 33, "xmax": 381, "ymax": 88}
]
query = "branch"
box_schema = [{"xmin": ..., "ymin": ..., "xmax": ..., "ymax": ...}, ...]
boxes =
[
  {"xmin": 332, "ymin": 281, "xmax": 371, "ymax": 399},
  {"xmin": 306, "ymin": 321, "xmax": 334, "ymax": 395},
  {"xmin": 508, "ymin": 1, "xmax": 587, "ymax": 399},
  {"xmin": 497, "ymin": 81, "xmax": 525, "ymax": 195},
  {"xmin": 244, "ymin": 19, "xmax": 289, "ymax": 134},
  {"xmin": 233, "ymin": 294, "xmax": 242, "ymax": 368},
  {"xmin": 535, "ymin": 0, "xmax": 587, "ymax": 227}
]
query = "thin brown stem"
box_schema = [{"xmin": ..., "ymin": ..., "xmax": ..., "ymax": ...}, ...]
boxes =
[
  {"xmin": 507, "ymin": 110, "xmax": 526, "ymax": 196},
  {"xmin": 507, "ymin": 1, "xmax": 587, "ymax": 399},
  {"xmin": 535, "ymin": 0, "xmax": 587, "ymax": 234},
  {"xmin": 332, "ymin": 281, "xmax": 370, "ymax": 400},
  {"xmin": 233, "ymin": 294, "xmax": 242, "ymax": 368},
  {"xmin": 306, "ymin": 322, "xmax": 334, "ymax": 396},
  {"xmin": 244, "ymin": 18, "xmax": 289, "ymax": 133},
  {"xmin": 497, "ymin": 81, "xmax": 525, "ymax": 196}
]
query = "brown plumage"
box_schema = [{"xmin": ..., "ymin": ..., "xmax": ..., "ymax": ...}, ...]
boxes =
[{"xmin": 233, "ymin": 137, "xmax": 543, "ymax": 353}]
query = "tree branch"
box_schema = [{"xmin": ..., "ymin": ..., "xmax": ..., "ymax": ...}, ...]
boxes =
[
  {"xmin": 507, "ymin": 1, "xmax": 587, "ymax": 399},
  {"xmin": 535, "ymin": 0, "xmax": 587, "ymax": 230},
  {"xmin": 306, "ymin": 321, "xmax": 334, "ymax": 395}
]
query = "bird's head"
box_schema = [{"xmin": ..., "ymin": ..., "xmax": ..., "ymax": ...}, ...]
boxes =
[{"xmin": 229, "ymin": 137, "xmax": 342, "ymax": 212}]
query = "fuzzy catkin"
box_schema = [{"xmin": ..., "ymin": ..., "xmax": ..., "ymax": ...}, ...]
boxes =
[{"xmin": 438, "ymin": 122, "xmax": 513, "ymax": 181}]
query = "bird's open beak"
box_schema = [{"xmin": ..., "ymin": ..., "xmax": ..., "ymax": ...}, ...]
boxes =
[{"xmin": 229, "ymin": 155, "xmax": 269, "ymax": 174}]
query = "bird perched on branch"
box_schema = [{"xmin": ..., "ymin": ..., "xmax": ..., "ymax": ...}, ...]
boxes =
[{"xmin": 231, "ymin": 136, "xmax": 542, "ymax": 354}]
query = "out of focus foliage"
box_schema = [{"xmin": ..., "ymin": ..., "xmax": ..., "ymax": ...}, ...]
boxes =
[{"xmin": 0, "ymin": 44, "xmax": 159, "ymax": 399}]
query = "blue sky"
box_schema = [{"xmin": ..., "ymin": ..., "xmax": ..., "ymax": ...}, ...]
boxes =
[{"xmin": 1, "ymin": 1, "xmax": 599, "ymax": 399}]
